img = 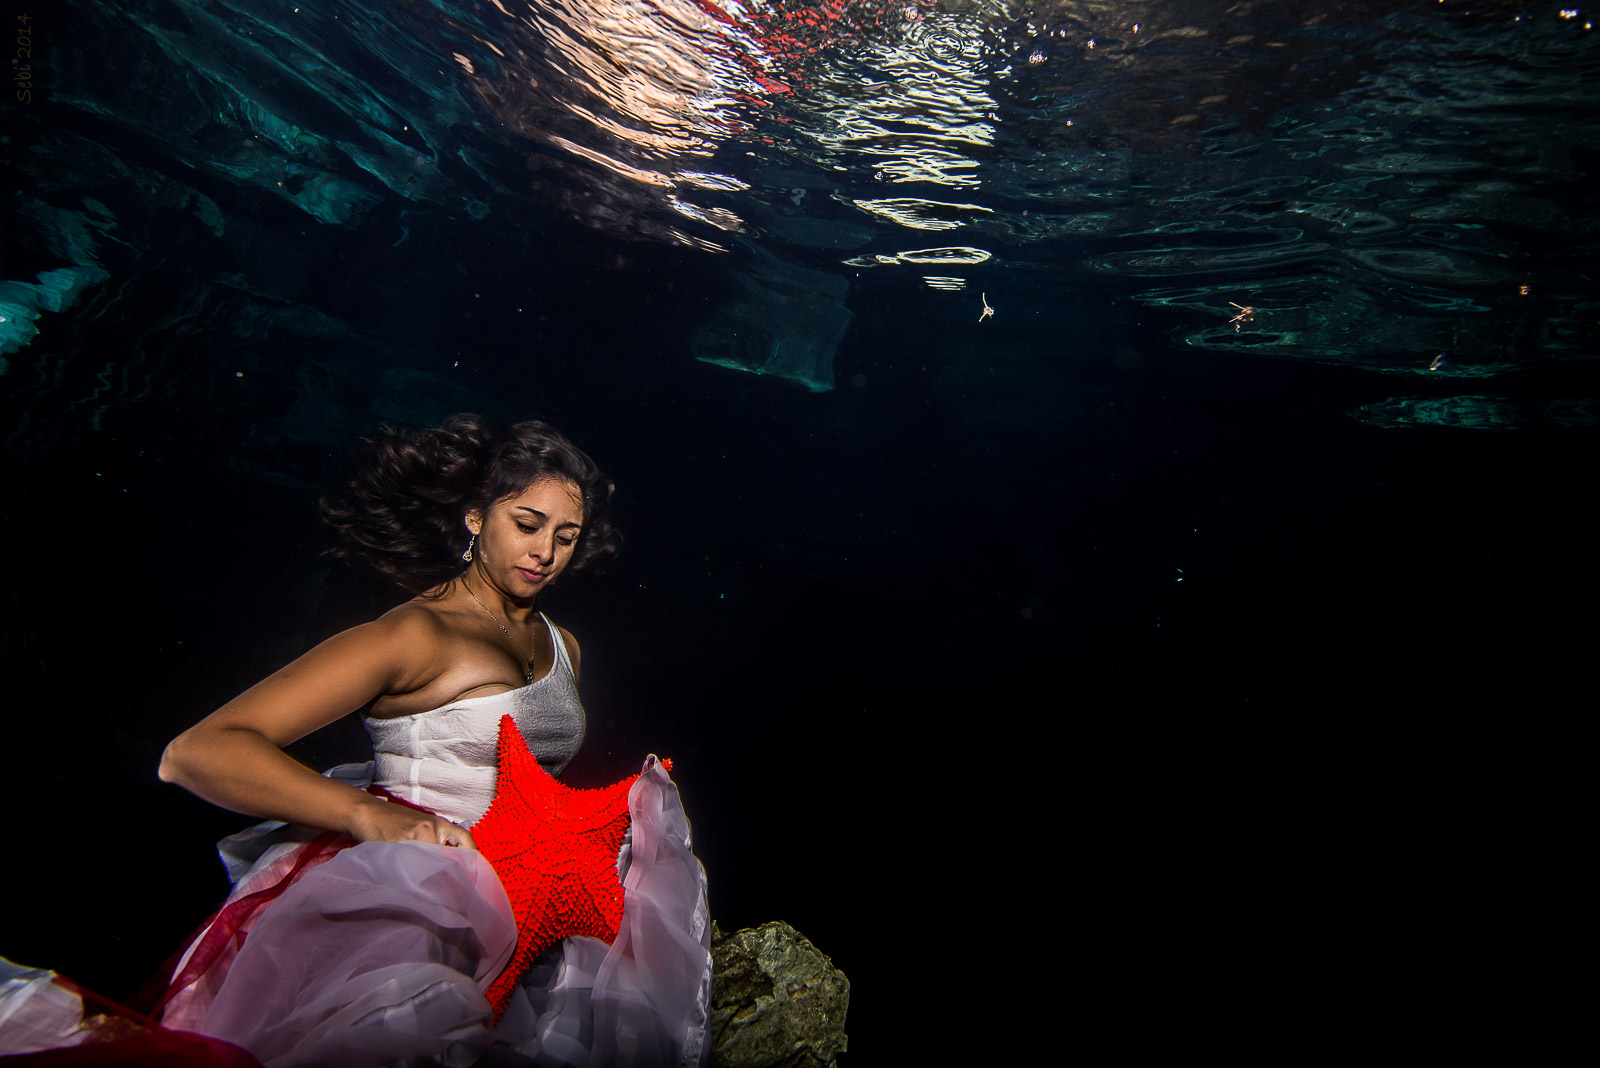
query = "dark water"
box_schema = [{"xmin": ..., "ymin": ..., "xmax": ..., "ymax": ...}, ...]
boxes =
[{"xmin": 3, "ymin": 0, "xmax": 1593, "ymax": 1056}]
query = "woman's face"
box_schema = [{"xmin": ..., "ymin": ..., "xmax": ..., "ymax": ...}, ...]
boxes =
[{"xmin": 467, "ymin": 478, "xmax": 585, "ymax": 597}]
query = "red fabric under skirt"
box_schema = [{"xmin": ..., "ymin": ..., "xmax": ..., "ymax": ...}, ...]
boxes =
[{"xmin": 0, "ymin": 966, "xmax": 261, "ymax": 1067}]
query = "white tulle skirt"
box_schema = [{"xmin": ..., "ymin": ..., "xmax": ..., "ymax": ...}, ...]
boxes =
[{"xmin": 3, "ymin": 758, "xmax": 712, "ymax": 1068}]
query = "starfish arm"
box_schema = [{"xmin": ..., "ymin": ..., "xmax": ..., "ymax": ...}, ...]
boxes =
[{"xmin": 472, "ymin": 715, "xmax": 645, "ymax": 1019}]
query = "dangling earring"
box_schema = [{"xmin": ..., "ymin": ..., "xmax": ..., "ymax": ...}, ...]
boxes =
[{"xmin": 461, "ymin": 532, "xmax": 476, "ymax": 563}]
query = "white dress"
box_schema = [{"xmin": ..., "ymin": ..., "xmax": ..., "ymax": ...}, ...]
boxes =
[{"xmin": 7, "ymin": 616, "xmax": 713, "ymax": 1068}]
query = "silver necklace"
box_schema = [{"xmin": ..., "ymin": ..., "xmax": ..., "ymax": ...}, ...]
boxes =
[{"xmin": 462, "ymin": 576, "xmax": 535, "ymax": 684}]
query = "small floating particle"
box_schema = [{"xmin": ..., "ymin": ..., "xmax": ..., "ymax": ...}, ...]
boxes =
[{"xmin": 1429, "ymin": 353, "xmax": 1446, "ymax": 370}]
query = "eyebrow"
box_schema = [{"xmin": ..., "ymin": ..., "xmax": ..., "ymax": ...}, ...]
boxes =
[{"xmin": 513, "ymin": 506, "xmax": 582, "ymax": 527}]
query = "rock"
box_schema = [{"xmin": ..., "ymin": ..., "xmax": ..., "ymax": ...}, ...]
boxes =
[{"xmin": 708, "ymin": 921, "xmax": 849, "ymax": 1068}]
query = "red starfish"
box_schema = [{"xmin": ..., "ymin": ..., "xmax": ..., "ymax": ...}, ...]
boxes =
[{"xmin": 472, "ymin": 714, "xmax": 667, "ymax": 1019}]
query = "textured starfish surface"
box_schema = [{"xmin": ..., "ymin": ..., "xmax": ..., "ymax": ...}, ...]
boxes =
[{"xmin": 472, "ymin": 714, "xmax": 658, "ymax": 1018}]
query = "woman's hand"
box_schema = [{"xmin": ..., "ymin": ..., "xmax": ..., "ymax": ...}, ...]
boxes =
[{"xmin": 348, "ymin": 795, "xmax": 477, "ymax": 850}]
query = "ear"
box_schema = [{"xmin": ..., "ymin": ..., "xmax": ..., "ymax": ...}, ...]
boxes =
[{"xmin": 465, "ymin": 509, "xmax": 484, "ymax": 536}]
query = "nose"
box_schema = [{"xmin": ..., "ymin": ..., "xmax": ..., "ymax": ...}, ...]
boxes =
[{"xmin": 531, "ymin": 533, "xmax": 555, "ymax": 565}]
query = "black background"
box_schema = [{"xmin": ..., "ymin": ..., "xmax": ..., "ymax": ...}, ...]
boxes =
[{"xmin": 4, "ymin": 217, "xmax": 1587, "ymax": 1056}]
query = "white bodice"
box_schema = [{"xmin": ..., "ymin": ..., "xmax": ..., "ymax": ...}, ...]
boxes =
[{"xmin": 360, "ymin": 615, "xmax": 584, "ymax": 827}]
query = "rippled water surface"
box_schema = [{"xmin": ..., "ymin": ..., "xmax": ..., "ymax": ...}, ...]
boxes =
[{"xmin": 6, "ymin": 0, "xmax": 1597, "ymax": 415}]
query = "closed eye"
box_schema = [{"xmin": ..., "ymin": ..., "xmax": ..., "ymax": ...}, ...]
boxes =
[{"xmin": 519, "ymin": 522, "xmax": 577, "ymax": 547}]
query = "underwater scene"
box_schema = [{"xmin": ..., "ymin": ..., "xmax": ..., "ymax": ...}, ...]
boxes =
[{"xmin": 2, "ymin": 0, "xmax": 1594, "ymax": 1060}]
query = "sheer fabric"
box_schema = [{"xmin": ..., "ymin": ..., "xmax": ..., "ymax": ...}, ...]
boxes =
[
  {"xmin": 179, "ymin": 757, "xmax": 711, "ymax": 1067},
  {"xmin": 2, "ymin": 759, "xmax": 711, "ymax": 1067}
]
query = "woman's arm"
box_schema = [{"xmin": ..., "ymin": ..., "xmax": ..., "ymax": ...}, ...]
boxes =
[{"xmin": 159, "ymin": 609, "xmax": 476, "ymax": 849}]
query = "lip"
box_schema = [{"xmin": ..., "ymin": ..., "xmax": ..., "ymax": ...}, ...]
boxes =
[{"xmin": 516, "ymin": 567, "xmax": 547, "ymax": 583}]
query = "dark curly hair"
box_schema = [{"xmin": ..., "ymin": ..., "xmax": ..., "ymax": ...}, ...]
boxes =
[{"xmin": 321, "ymin": 414, "xmax": 621, "ymax": 593}]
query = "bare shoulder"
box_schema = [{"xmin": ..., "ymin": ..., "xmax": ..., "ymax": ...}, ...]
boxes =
[
  {"xmin": 329, "ymin": 602, "xmax": 445, "ymax": 657},
  {"xmin": 366, "ymin": 599, "xmax": 457, "ymax": 683},
  {"xmin": 271, "ymin": 603, "xmax": 440, "ymax": 685},
  {"xmin": 196, "ymin": 602, "xmax": 446, "ymax": 745},
  {"xmin": 374, "ymin": 599, "xmax": 453, "ymax": 642}
]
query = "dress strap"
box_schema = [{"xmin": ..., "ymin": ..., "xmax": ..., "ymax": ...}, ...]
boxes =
[{"xmin": 539, "ymin": 612, "xmax": 573, "ymax": 676}]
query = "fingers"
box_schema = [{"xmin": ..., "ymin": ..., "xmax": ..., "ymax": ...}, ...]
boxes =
[
  {"xmin": 352, "ymin": 798, "xmax": 475, "ymax": 850},
  {"xmin": 425, "ymin": 817, "xmax": 476, "ymax": 851}
]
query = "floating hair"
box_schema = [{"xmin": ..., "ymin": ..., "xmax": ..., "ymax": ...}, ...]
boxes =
[{"xmin": 321, "ymin": 413, "xmax": 620, "ymax": 593}]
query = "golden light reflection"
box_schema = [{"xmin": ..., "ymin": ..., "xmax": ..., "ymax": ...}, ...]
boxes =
[
  {"xmin": 849, "ymin": 197, "xmax": 994, "ymax": 230},
  {"xmin": 468, "ymin": 0, "xmax": 767, "ymax": 243},
  {"xmin": 897, "ymin": 246, "xmax": 992, "ymax": 265},
  {"xmin": 547, "ymin": 135, "xmax": 674, "ymax": 188},
  {"xmin": 843, "ymin": 246, "xmax": 992, "ymax": 267},
  {"xmin": 520, "ymin": 0, "xmax": 761, "ymax": 161},
  {"xmin": 466, "ymin": 1, "xmax": 1011, "ymax": 243},
  {"xmin": 796, "ymin": 11, "xmax": 995, "ymax": 190}
]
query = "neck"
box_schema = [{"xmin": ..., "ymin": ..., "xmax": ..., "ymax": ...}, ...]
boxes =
[{"xmin": 464, "ymin": 561, "xmax": 537, "ymax": 622}]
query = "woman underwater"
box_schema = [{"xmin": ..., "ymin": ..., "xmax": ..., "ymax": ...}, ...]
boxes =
[{"xmin": 2, "ymin": 416, "xmax": 712, "ymax": 1067}]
